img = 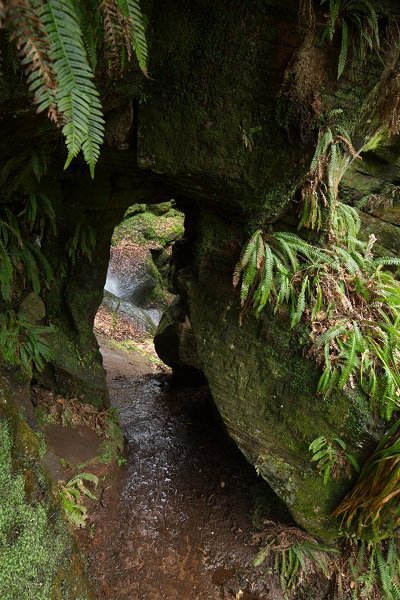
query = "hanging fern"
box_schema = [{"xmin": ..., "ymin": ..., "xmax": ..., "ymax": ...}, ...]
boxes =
[
  {"xmin": 116, "ymin": 0, "xmax": 148, "ymax": 74},
  {"xmin": 299, "ymin": 112, "xmax": 361, "ymax": 239},
  {"xmin": 234, "ymin": 216, "xmax": 400, "ymax": 420},
  {"xmin": 6, "ymin": 0, "xmax": 58, "ymax": 118},
  {"xmin": 38, "ymin": 0, "xmax": 104, "ymax": 176},
  {"xmin": 321, "ymin": 0, "xmax": 381, "ymax": 79},
  {"xmin": 0, "ymin": 0, "xmax": 149, "ymax": 175},
  {"xmin": 334, "ymin": 420, "xmax": 400, "ymax": 539}
]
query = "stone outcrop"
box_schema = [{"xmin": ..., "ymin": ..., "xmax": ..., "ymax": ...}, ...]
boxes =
[
  {"xmin": 0, "ymin": 0, "xmax": 399, "ymax": 539},
  {"xmin": 0, "ymin": 373, "xmax": 93, "ymax": 599}
]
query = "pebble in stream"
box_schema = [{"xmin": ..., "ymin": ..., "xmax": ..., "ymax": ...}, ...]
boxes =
[{"xmin": 86, "ymin": 365, "xmax": 283, "ymax": 600}]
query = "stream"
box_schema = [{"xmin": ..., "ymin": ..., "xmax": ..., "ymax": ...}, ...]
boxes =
[{"xmin": 84, "ymin": 262, "xmax": 286, "ymax": 599}]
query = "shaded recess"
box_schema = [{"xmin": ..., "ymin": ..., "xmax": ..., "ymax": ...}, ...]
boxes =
[{"xmin": 0, "ymin": 0, "xmax": 399, "ymax": 544}]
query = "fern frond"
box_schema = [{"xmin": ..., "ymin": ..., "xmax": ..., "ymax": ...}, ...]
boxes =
[
  {"xmin": 338, "ymin": 19, "xmax": 348, "ymax": 78},
  {"xmin": 20, "ymin": 244, "xmax": 41, "ymax": 295},
  {"xmin": 116, "ymin": 0, "xmax": 148, "ymax": 74},
  {"xmin": 0, "ymin": 239, "xmax": 13, "ymax": 301},
  {"xmin": 338, "ymin": 329, "xmax": 358, "ymax": 389},
  {"xmin": 291, "ymin": 275, "xmax": 308, "ymax": 328},
  {"xmin": 311, "ymin": 128, "xmax": 333, "ymax": 172},
  {"xmin": 373, "ymin": 257, "xmax": 400, "ymax": 267},
  {"xmin": 100, "ymin": 0, "xmax": 125, "ymax": 75},
  {"xmin": 75, "ymin": 0, "xmax": 102, "ymax": 71},
  {"xmin": 6, "ymin": 0, "xmax": 58, "ymax": 117},
  {"xmin": 40, "ymin": 0, "xmax": 105, "ymax": 176},
  {"xmin": 25, "ymin": 240, "xmax": 53, "ymax": 285}
]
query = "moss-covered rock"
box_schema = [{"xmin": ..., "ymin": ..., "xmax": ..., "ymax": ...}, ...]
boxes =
[
  {"xmin": 155, "ymin": 212, "xmax": 383, "ymax": 540},
  {"xmin": 0, "ymin": 374, "xmax": 93, "ymax": 600},
  {"xmin": 1, "ymin": 0, "xmax": 399, "ymax": 542},
  {"xmin": 18, "ymin": 292, "xmax": 46, "ymax": 323}
]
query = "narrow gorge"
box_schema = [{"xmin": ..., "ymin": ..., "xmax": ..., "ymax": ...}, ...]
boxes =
[{"xmin": 1, "ymin": 1, "xmax": 400, "ymax": 598}]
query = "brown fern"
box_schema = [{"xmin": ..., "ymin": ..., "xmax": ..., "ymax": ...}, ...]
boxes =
[
  {"xmin": 0, "ymin": 1, "xmax": 5, "ymax": 29},
  {"xmin": 100, "ymin": 0, "xmax": 125, "ymax": 76},
  {"xmin": 5, "ymin": 0, "xmax": 59, "ymax": 121},
  {"xmin": 336, "ymin": 134, "xmax": 358, "ymax": 158}
]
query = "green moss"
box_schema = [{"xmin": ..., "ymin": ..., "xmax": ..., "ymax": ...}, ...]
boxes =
[
  {"xmin": 168, "ymin": 212, "xmax": 384, "ymax": 540},
  {"xmin": 113, "ymin": 206, "xmax": 184, "ymax": 248},
  {"xmin": 107, "ymin": 337, "xmax": 164, "ymax": 366},
  {"xmin": 0, "ymin": 419, "xmax": 68, "ymax": 600}
]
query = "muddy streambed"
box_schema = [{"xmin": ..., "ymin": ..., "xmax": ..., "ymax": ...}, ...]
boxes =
[{"xmin": 80, "ymin": 340, "xmax": 289, "ymax": 599}]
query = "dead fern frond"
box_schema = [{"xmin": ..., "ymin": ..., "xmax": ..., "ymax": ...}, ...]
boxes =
[
  {"xmin": 334, "ymin": 420, "xmax": 400, "ymax": 538},
  {"xmin": 5, "ymin": 0, "xmax": 58, "ymax": 120},
  {"xmin": 100, "ymin": 0, "xmax": 148, "ymax": 77},
  {"xmin": 0, "ymin": 1, "xmax": 5, "ymax": 28},
  {"xmin": 253, "ymin": 522, "xmax": 338, "ymax": 593},
  {"xmin": 100, "ymin": 0, "xmax": 125, "ymax": 76}
]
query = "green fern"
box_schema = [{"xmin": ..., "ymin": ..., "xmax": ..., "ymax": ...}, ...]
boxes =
[
  {"xmin": 0, "ymin": 238, "xmax": 13, "ymax": 301},
  {"xmin": 321, "ymin": 0, "xmax": 381, "ymax": 79},
  {"xmin": 299, "ymin": 117, "xmax": 361, "ymax": 237},
  {"xmin": 1, "ymin": 0, "xmax": 149, "ymax": 174},
  {"xmin": 253, "ymin": 523, "xmax": 338, "ymax": 595},
  {"xmin": 235, "ymin": 219, "xmax": 400, "ymax": 420},
  {"xmin": 39, "ymin": 0, "xmax": 105, "ymax": 176},
  {"xmin": 309, "ymin": 435, "xmax": 359, "ymax": 485},
  {"xmin": 0, "ymin": 311, "xmax": 53, "ymax": 374},
  {"xmin": 67, "ymin": 220, "xmax": 97, "ymax": 265},
  {"xmin": 116, "ymin": 0, "xmax": 148, "ymax": 74}
]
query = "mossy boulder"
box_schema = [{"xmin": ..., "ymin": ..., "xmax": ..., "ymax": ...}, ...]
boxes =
[
  {"xmin": 155, "ymin": 212, "xmax": 383, "ymax": 539},
  {"xmin": 0, "ymin": 374, "xmax": 93, "ymax": 600},
  {"xmin": 18, "ymin": 292, "xmax": 46, "ymax": 323}
]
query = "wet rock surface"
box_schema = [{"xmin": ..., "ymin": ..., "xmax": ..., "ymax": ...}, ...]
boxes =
[{"xmin": 83, "ymin": 345, "xmax": 289, "ymax": 599}]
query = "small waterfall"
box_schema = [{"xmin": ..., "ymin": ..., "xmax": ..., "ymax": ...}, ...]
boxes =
[
  {"xmin": 103, "ymin": 267, "xmax": 162, "ymax": 333},
  {"xmin": 104, "ymin": 272, "xmax": 121, "ymax": 297}
]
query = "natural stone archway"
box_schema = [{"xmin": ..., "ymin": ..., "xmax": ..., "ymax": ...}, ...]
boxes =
[{"xmin": 1, "ymin": 0, "xmax": 399, "ymax": 543}]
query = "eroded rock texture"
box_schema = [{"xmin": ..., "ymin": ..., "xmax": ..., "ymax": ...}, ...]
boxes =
[{"xmin": 0, "ymin": 0, "xmax": 399, "ymax": 537}]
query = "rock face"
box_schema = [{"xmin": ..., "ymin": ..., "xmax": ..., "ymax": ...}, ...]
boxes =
[
  {"xmin": 0, "ymin": 374, "xmax": 93, "ymax": 599},
  {"xmin": 0, "ymin": 0, "xmax": 399, "ymax": 539},
  {"xmin": 155, "ymin": 213, "xmax": 381, "ymax": 539}
]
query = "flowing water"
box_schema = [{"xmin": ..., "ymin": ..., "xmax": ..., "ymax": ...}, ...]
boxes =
[
  {"xmin": 85, "ymin": 259, "xmax": 288, "ymax": 598},
  {"xmin": 81, "ymin": 340, "xmax": 287, "ymax": 599}
]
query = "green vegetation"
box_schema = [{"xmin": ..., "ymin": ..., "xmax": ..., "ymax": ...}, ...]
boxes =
[
  {"xmin": 113, "ymin": 202, "xmax": 184, "ymax": 247},
  {"xmin": 320, "ymin": 0, "xmax": 380, "ymax": 79},
  {"xmin": 309, "ymin": 436, "xmax": 359, "ymax": 485},
  {"xmin": 334, "ymin": 420, "xmax": 400, "ymax": 540},
  {"xmin": 234, "ymin": 221, "xmax": 400, "ymax": 420},
  {"xmin": 0, "ymin": 194, "xmax": 54, "ymax": 302},
  {"xmin": 253, "ymin": 523, "xmax": 338, "ymax": 597},
  {"xmin": 1, "ymin": 0, "xmax": 148, "ymax": 176},
  {"xmin": 0, "ymin": 312, "xmax": 52, "ymax": 374},
  {"xmin": 0, "ymin": 192, "xmax": 55, "ymax": 375},
  {"xmin": 253, "ymin": 524, "xmax": 400, "ymax": 599},
  {"xmin": 59, "ymin": 473, "xmax": 98, "ymax": 528},
  {"xmin": 236, "ymin": 98, "xmax": 400, "ymax": 592},
  {"xmin": 299, "ymin": 111, "xmax": 360, "ymax": 235},
  {"xmin": 0, "ymin": 419, "xmax": 68, "ymax": 600},
  {"xmin": 345, "ymin": 539, "xmax": 400, "ymax": 599},
  {"xmin": 98, "ymin": 407, "xmax": 125, "ymax": 464},
  {"xmin": 67, "ymin": 221, "xmax": 97, "ymax": 265}
]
